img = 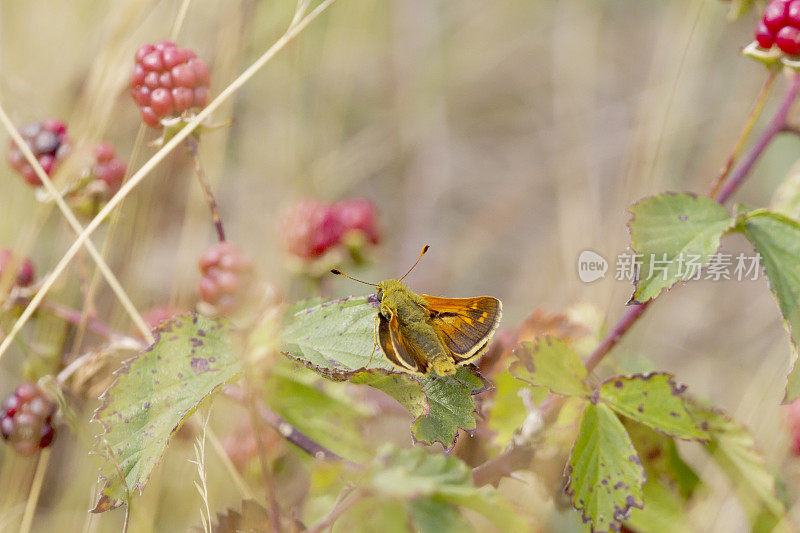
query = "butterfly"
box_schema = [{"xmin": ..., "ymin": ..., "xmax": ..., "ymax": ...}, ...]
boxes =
[{"xmin": 331, "ymin": 246, "xmax": 502, "ymax": 377}]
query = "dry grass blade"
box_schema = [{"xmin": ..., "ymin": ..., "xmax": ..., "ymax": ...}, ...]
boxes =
[
  {"xmin": 0, "ymin": 105, "xmax": 153, "ymax": 341},
  {"xmin": 0, "ymin": 0, "xmax": 337, "ymax": 364}
]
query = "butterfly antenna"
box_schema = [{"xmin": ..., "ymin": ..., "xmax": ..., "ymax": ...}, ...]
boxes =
[
  {"xmin": 330, "ymin": 269, "xmax": 378, "ymax": 287},
  {"xmin": 398, "ymin": 245, "xmax": 430, "ymax": 282}
]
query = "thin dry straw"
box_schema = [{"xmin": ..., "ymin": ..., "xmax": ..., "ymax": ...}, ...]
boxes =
[
  {"xmin": 0, "ymin": 0, "xmax": 337, "ymax": 363},
  {"xmin": 0, "ymin": 104, "xmax": 153, "ymax": 340}
]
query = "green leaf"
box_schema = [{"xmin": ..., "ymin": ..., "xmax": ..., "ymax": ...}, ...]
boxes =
[
  {"xmin": 565, "ymin": 403, "xmax": 645, "ymax": 533},
  {"xmin": 282, "ymin": 297, "xmax": 489, "ymax": 448},
  {"xmin": 265, "ymin": 365, "xmax": 370, "ymax": 460},
  {"xmin": 368, "ymin": 446, "xmax": 523, "ymax": 531},
  {"xmin": 509, "ymin": 337, "xmax": 589, "ymax": 397},
  {"xmin": 597, "ymin": 373, "xmax": 708, "ymax": 441},
  {"xmin": 408, "ymin": 497, "xmax": 472, "ymax": 533},
  {"xmin": 625, "ymin": 479, "xmax": 693, "ymax": 533},
  {"xmin": 688, "ymin": 402, "xmax": 786, "ymax": 522},
  {"xmin": 91, "ymin": 314, "xmax": 241, "ymax": 512},
  {"xmin": 741, "ymin": 211, "xmax": 800, "ymax": 401},
  {"xmin": 282, "ymin": 295, "xmax": 390, "ymax": 372},
  {"xmin": 353, "ymin": 366, "xmax": 487, "ymax": 448},
  {"xmin": 629, "ymin": 193, "xmax": 735, "ymax": 303}
]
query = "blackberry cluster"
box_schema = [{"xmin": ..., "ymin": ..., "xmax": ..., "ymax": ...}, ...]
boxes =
[
  {"xmin": 0, "ymin": 248, "xmax": 35, "ymax": 288},
  {"xmin": 130, "ymin": 40, "xmax": 211, "ymax": 128},
  {"xmin": 756, "ymin": 0, "xmax": 800, "ymax": 55},
  {"xmin": 0, "ymin": 383, "xmax": 56, "ymax": 456},
  {"xmin": 278, "ymin": 198, "xmax": 380, "ymax": 260},
  {"xmin": 198, "ymin": 242, "xmax": 255, "ymax": 315},
  {"xmin": 7, "ymin": 120, "xmax": 70, "ymax": 186}
]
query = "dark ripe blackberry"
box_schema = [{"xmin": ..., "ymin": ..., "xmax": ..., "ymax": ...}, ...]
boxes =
[
  {"xmin": 198, "ymin": 242, "xmax": 255, "ymax": 315},
  {"xmin": 7, "ymin": 119, "xmax": 70, "ymax": 186},
  {"xmin": 0, "ymin": 383, "xmax": 57, "ymax": 456},
  {"xmin": 130, "ymin": 40, "xmax": 211, "ymax": 128},
  {"xmin": 0, "ymin": 248, "xmax": 35, "ymax": 288}
]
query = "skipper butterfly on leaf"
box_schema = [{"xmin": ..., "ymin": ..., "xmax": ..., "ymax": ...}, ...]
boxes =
[{"xmin": 331, "ymin": 246, "xmax": 502, "ymax": 377}]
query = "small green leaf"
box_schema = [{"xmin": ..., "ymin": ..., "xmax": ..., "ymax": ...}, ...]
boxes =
[
  {"xmin": 91, "ymin": 315, "xmax": 241, "ymax": 512},
  {"xmin": 367, "ymin": 446, "xmax": 523, "ymax": 531},
  {"xmin": 688, "ymin": 402, "xmax": 786, "ymax": 521},
  {"xmin": 509, "ymin": 337, "xmax": 589, "ymax": 397},
  {"xmin": 282, "ymin": 297, "xmax": 488, "ymax": 448},
  {"xmin": 629, "ymin": 193, "xmax": 735, "ymax": 303},
  {"xmin": 742, "ymin": 211, "xmax": 800, "ymax": 401},
  {"xmin": 565, "ymin": 403, "xmax": 645, "ymax": 533},
  {"xmin": 408, "ymin": 497, "xmax": 472, "ymax": 533},
  {"xmin": 597, "ymin": 373, "xmax": 708, "ymax": 441},
  {"xmin": 625, "ymin": 479, "xmax": 693, "ymax": 533}
]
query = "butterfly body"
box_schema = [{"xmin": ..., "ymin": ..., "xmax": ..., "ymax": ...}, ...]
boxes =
[{"xmin": 374, "ymin": 278, "xmax": 502, "ymax": 377}]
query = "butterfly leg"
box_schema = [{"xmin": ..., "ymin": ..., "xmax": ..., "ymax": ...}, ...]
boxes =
[{"xmin": 366, "ymin": 315, "xmax": 379, "ymax": 368}]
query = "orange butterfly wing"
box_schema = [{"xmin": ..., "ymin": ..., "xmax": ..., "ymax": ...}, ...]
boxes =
[
  {"xmin": 419, "ymin": 295, "xmax": 502, "ymax": 363},
  {"xmin": 377, "ymin": 309, "xmax": 429, "ymax": 374}
]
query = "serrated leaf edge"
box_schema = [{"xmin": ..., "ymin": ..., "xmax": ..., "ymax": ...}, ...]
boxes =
[
  {"xmin": 626, "ymin": 192, "xmax": 735, "ymax": 305},
  {"xmin": 90, "ymin": 313, "xmax": 239, "ymax": 512}
]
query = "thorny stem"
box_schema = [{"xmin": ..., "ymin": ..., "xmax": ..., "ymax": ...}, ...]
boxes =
[
  {"xmin": 473, "ymin": 69, "xmax": 800, "ymax": 487},
  {"xmin": 224, "ymin": 386, "xmax": 353, "ymax": 465},
  {"xmin": 186, "ymin": 135, "xmax": 226, "ymax": 242}
]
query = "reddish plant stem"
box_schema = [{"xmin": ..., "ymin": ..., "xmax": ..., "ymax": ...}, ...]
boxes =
[
  {"xmin": 224, "ymin": 386, "xmax": 354, "ymax": 465},
  {"xmin": 473, "ymin": 70, "xmax": 800, "ymax": 488},
  {"xmin": 715, "ymin": 71, "xmax": 800, "ymax": 203},
  {"xmin": 708, "ymin": 68, "xmax": 779, "ymax": 198},
  {"xmin": 35, "ymin": 299, "xmax": 126, "ymax": 341},
  {"xmin": 186, "ymin": 135, "xmax": 226, "ymax": 243}
]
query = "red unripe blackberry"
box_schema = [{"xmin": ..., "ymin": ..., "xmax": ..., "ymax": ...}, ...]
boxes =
[
  {"xmin": 130, "ymin": 40, "xmax": 211, "ymax": 128},
  {"xmin": 764, "ymin": 1, "xmax": 789, "ymax": 32},
  {"xmin": 0, "ymin": 248, "xmax": 35, "ymax": 288},
  {"xmin": 7, "ymin": 120, "xmax": 71, "ymax": 186},
  {"xmin": 0, "ymin": 383, "xmax": 57, "ymax": 456},
  {"xmin": 756, "ymin": 0, "xmax": 800, "ymax": 54},
  {"xmin": 778, "ymin": 25, "xmax": 800, "ymax": 54},
  {"xmin": 756, "ymin": 21, "xmax": 776, "ymax": 48},
  {"xmin": 198, "ymin": 242, "xmax": 255, "ymax": 315},
  {"xmin": 92, "ymin": 142, "xmax": 127, "ymax": 195},
  {"xmin": 278, "ymin": 200, "xmax": 345, "ymax": 260},
  {"xmin": 333, "ymin": 198, "xmax": 381, "ymax": 245}
]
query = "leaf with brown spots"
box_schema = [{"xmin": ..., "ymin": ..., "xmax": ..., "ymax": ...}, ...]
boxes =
[
  {"xmin": 566, "ymin": 403, "xmax": 645, "ymax": 533},
  {"xmin": 91, "ymin": 314, "xmax": 241, "ymax": 512},
  {"xmin": 596, "ymin": 373, "xmax": 709, "ymax": 442},
  {"xmin": 629, "ymin": 193, "xmax": 735, "ymax": 303}
]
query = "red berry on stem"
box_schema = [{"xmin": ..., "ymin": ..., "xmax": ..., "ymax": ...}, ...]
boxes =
[
  {"xmin": 777, "ymin": 25, "xmax": 800, "ymax": 54},
  {"xmin": 130, "ymin": 40, "xmax": 211, "ymax": 128},
  {"xmin": 0, "ymin": 248, "xmax": 35, "ymax": 288},
  {"xmin": 198, "ymin": 242, "xmax": 255, "ymax": 315},
  {"xmin": 278, "ymin": 200, "xmax": 345, "ymax": 260},
  {"xmin": 334, "ymin": 198, "xmax": 381, "ymax": 244},
  {"xmin": 764, "ymin": 1, "xmax": 789, "ymax": 33},
  {"xmin": 0, "ymin": 383, "xmax": 57, "ymax": 456},
  {"xmin": 7, "ymin": 120, "xmax": 70, "ymax": 186}
]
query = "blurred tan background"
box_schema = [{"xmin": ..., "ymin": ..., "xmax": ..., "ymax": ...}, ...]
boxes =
[{"xmin": 1, "ymin": 0, "xmax": 798, "ymax": 530}]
